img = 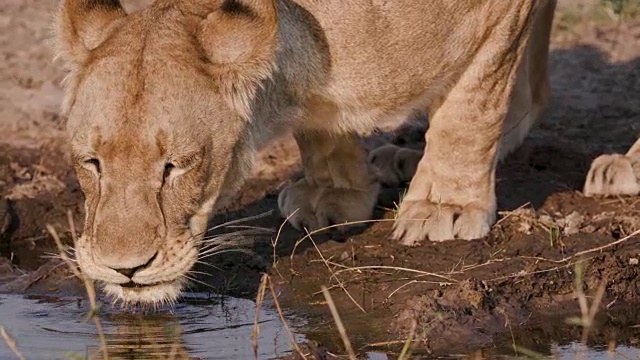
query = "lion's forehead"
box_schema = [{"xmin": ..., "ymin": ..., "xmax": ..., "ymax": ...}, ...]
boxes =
[
  {"xmin": 70, "ymin": 60, "xmax": 219, "ymax": 154},
  {"xmin": 66, "ymin": 6, "xmax": 238, "ymax": 178},
  {"xmin": 75, "ymin": 12, "xmax": 216, "ymax": 107}
]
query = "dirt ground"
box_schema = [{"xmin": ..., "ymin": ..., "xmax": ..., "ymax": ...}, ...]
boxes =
[{"xmin": 1, "ymin": 0, "xmax": 639, "ymax": 358}]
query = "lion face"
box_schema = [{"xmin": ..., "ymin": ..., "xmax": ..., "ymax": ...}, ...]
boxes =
[
  {"xmin": 53, "ymin": 0, "xmax": 277, "ymax": 304},
  {"xmin": 69, "ymin": 68, "xmax": 231, "ymax": 304}
]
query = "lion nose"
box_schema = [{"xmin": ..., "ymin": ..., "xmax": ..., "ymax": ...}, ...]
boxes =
[
  {"xmin": 113, "ymin": 266, "xmax": 141, "ymax": 278},
  {"xmin": 108, "ymin": 251, "xmax": 158, "ymax": 279}
]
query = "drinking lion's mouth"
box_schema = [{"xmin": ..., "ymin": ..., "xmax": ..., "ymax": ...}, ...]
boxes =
[
  {"xmin": 120, "ymin": 281, "xmax": 161, "ymax": 289},
  {"xmin": 103, "ymin": 280, "xmax": 186, "ymax": 305}
]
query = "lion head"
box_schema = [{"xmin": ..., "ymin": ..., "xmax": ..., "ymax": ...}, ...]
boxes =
[{"xmin": 52, "ymin": 0, "xmax": 279, "ymax": 304}]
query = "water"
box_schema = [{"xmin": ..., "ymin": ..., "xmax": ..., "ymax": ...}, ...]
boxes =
[
  {"xmin": 1, "ymin": 293, "xmax": 638, "ymax": 359},
  {"xmin": 0, "ymin": 293, "xmax": 305, "ymax": 360},
  {"xmin": 551, "ymin": 343, "xmax": 640, "ymax": 360}
]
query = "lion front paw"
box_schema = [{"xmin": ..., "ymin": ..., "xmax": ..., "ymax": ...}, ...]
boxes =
[
  {"xmin": 391, "ymin": 200, "xmax": 495, "ymax": 245},
  {"xmin": 368, "ymin": 144, "xmax": 422, "ymax": 187},
  {"xmin": 277, "ymin": 179, "xmax": 322, "ymax": 230},
  {"xmin": 583, "ymin": 154, "xmax": 640, "ymax": 197},
  {"xmin": 278, "ymin": 178, "xmax": 379, "ymax": 231}
]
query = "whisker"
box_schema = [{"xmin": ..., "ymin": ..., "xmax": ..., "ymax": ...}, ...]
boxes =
[
  {"xmin": 41, "ymin": 253, "xmax": 78, "ymax": 263},
  {"xmin": 44, "ymin": 246, "xmax": 76, "ymax": 256},
  {"xmin": 187, "ymin": 270, "xmax": 212, "ymax": 278},
  {"xmin": 198, "ymin": 228, "xmax": 269, "ymax": 244},
  {"xmin": 198, "ymin": 248, "xmax": 254, "ymax": 261},
  {"xmin": 198, "ymin": 235, "xmax": 253, "ymax": 247},
  {"xmin": 198, "ymin": 238, "xmax": 256, "ymax": 253},
  {"xmin": 195, "ymin": 261, "xmax": 224, "ymax": 272},
  {"xmin": 206, "ymin": 210, "xmax": 274, "ymax": 233},
  {"xmin": 198, "ymin": 247, "xmax": 232, "ymax": 258},
  {"xmin": 44, "ymin": 248, "xmax": 75, "ymax": 255},
  {"xmin": 198, "ymin": 243, "xmax": 254, "ymax": 257},
  {"xmin": 204, "ymin": 230, "xmax": 263, "ymax": 241},
  {"xmin": 199, "ymin": 242, "xmax": 255, "ymax": 255},
  {"xmin": 199, "ymin": 237, "xmax": 254, "ymax": 249},
  {"xmin": 182, "ymin": 275, "xmax": 218, "ymax": 292},
  {"xmin": 218, "ymin": 225, "xmax": 274, "ymax": 233},
  {"xmin": 203, "ymin": 228, "xmax": 272, "ymax": 239},
  {"xmin": 41, "ymin": 252, "xmax": 62, "ymax": 258}
]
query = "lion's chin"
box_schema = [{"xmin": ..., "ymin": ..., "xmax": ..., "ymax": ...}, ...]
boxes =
[{"xmin": 102, "ymin": 280, "xmax": 185, "ymax": 306}]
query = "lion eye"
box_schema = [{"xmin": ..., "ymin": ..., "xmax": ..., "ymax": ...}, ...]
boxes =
[
  {"xmin": 163, "ymin": 162, "xmax": 175, "ymax": 180},
  {"xmin": 84, "ymin": 158, "xmax": 101, "ymax": 174}
]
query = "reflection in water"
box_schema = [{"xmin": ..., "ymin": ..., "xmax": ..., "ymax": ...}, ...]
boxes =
[
  {"xmin": 0, "ymin": 293, "xmax": 304, "ymax": 359},
  {"xmin": 84, "ymin": 313, "xmax": 189, "ymax": 359}
]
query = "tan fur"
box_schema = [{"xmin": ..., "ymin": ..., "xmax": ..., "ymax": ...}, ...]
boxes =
[
  {"xmin": 53, "ymin": 0, "xmax": 557, "ymax": 304},
  {"xmin": 583, "ymin": 138, "xmax": 640, "ymax": 197}
]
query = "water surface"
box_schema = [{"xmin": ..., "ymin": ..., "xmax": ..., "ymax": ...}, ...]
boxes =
[
  {"xmin": 1, "ymin": 293, "xmax": 639, "ymax": 359},
  {"xmin": 0, "ymin": 293, "xmax": 303, "ymax": 359}
]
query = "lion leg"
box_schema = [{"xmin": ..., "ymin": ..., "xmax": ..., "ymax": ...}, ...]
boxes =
[
  {"xmin": 391, "ymin": 95, "xmax": 502, "ymax": 244},
  {"xmin": 391, "ymin": 73, "xmax": 509, "ymax": 245},
  {"xmin": 392, "ymin": 12, "xmax": 548, "ymax": 245},
  {"xmin": 369, "ymin": 3, "xmax": 556, "ymax": 188},
  {"xmin": 498, "ymin": 0, "xmax": 555, "ymax": 160},
  {"xmin": 278, "ymin": 130, "xmax": 380, "ymax": 230},
  {"xmin": 583, "ymin": 138, "xmax": 640, "ymax": 197}
]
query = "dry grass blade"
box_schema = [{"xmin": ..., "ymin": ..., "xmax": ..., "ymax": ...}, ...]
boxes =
[
  {"xmin": 90, "ymin": 317, "xmax": 109, "ymax": 360},
  {"xmin": 168, "ymin": 340, "xmax": 180, "ymax": 360},
  {"xmin": 571, "ymin": 228, "xmax": 640, "ymax": 259},
  {"xmin": 0, "ymin": 327, "xmax": 25, "ymax": 360},
  {"xmin": 495, "ymin": 202, "xmax": 532, "ymax": 225},
  {"xmin": 46, "ymin": 211, "xmax": 110, "ymax": 360},
  {"xmin": 272, "ymin": 208, "xmax": 299, "ymax": 274},
  {"xmin": 47, "ymin": 221, "xmax": 100, "ymax": 311},
  {"xmin": 307, "ymin": 232, "xmax": 366, "ymax": 313},
  {"xmin": 46, "ymin": 223, "xmax": 81, "ymax": 278},
  {"xmin": 569, "ymin": 261, "xmax": 608, "ymax": 360},
  {"xmin": 289, "ymin": 218, "xmax": 400, "ymax": 260},
  {"xmin": 320, "ymin": 286, "xmax": 357, "ymax": 360},
  {"xmin": 366, "ymin": 340, "xmax": 413, "ymax": 348},
  {"xmin": 265, "ymin": 275, "xmax": 307, "ymax": 359},
  {"xmin": 387, "ymin": 280, "xmax": 421, "ymax": 300},
  {"xmin": 498, "ymin": 308, "xmax": 518, "ymax": 357},
  {"xmin": 487, "ymin": 259, "xmax": 588, "ymax": 282},
  {"xmin": 332, "ymin": 265, "xmax": 456, "ymax": 283},
  {"xmin": 252, "ymin": 273, "xmax": 269, "ymax": 360},
  {"xmin": 398, "ymin": 319, "xmax": 418, "ymax": 360},
  {"xmin": 583, "ymin": 279, "xmax": 607, "ymax": 341}
]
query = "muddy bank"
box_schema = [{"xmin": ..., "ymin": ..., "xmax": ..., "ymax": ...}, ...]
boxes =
[
  {"xmin": 271, "ymin": 191, "xmax": 640, "ymax": 355},
  {"xmin": 1, "ymin": 0, "xmax": 640, "ymax": 358}
]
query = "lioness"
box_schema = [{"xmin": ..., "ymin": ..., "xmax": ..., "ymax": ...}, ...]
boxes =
[{"xmin": 53, "ymin": 0, "xmax": 558, "ymax": 304}]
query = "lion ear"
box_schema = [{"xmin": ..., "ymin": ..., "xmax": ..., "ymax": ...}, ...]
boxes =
[
  {"xmin": 197, "ymin": 0, "xmax": 279, "ymax": 118},
  {"xmin": 52, "ymin": 0, "xmax": 127, "ymax": 68}
]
